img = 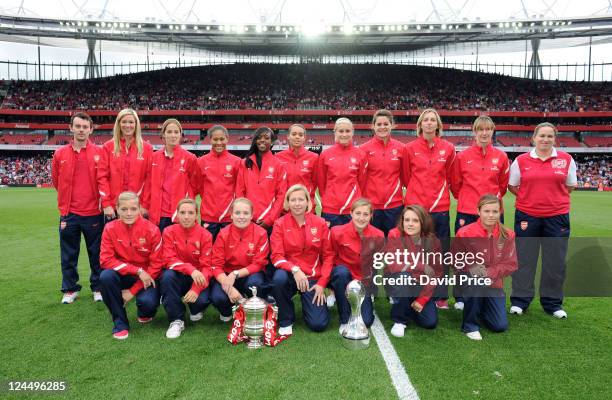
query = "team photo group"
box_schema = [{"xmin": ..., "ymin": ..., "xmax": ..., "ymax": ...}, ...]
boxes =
[{"xmin": 52, "ymin": 107, "xmax": 575, "ymax": 342}]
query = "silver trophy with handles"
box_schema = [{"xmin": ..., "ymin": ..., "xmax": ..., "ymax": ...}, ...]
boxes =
[{"xmin": 341, "ymin": 279, "xmax": 370, "ymax": 349}]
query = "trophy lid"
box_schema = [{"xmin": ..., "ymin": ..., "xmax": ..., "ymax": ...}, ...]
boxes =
[{"xmin": 243, "ymin": 286, "xmax": 267, "ymax": 311}]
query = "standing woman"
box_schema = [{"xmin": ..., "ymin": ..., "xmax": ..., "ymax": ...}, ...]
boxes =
[
  {"xmin": 195, "ymin": 125, "xmax": 241, "ymax": 240},
  {"xmin": 275, "ymin": 124, "xmax": 319, "ymax": 209},
  {"xmin": 99, "ymin": 192, "xmax": 162, "ymax": 340},
  {"xmin": 454, "ymin": 195, "xmax": 517, "ymax": 340},
  {"xmin": 160, "ymin": 199, "xmax": 214, "ymax": 339},
  {"xmin": 387, "ymin": 205, "xmax": 441, "ymax": 337},
  {"xmin": 361, "ymin": 109, "xmax": 405, "ymax": 235},
  {"xmin": 508, "ymin": 123, "xmax": 576, "ymax": 318},
  {"xmin": 98, "ymin": 108, "xmax": 153, "ymax": 220},
  {"xmin": 402, "ymin": 108, "xmax": 455, "ymax": 309},
  {"xmin": 330, "ymin": 198, "xmax": 384, "ymax": 334},
  {"xmin": 450, "ymin": 115, "xmax": 509, "ymax": 310},
  {"xmin": 271, "ymin": 185, "xmax": 334, "ymax": 335},
  {"xmin": 147, "ymin": 118, "xmax": 197, "ymax": 232},
  {"xmin": 210, "ymin": 198, "xmax": 269, "ymax": 320},
  {"xmin": 451, "ymin": 115, "xmax": 509, "ymax": 232},
  {"xmin": 317, "ymin": 118, "xmax": 368, "ymax": 227},
  {"xmin": 236, "ymin": 127, "xmax": 287, "ymax": 231}
]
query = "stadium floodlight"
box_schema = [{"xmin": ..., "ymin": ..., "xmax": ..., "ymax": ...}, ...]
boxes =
[
  {"xmin": 364, "ymin": 25, "xmax": 370, "ymax": 32},
  {"xmin": 255, "ymin": 25, "xmax": 262, "ymax": 33},
  {"xmin": 275, "ymin": 25, "xmax": 281, "ymax": 31},
  {"xmin": 343, "ymin": 23, "xmax": 353, "ymax": 34},
  {"xmin": 77, "ymin": 21, "xmax": 82, "ymax": 27},
  {"xmin": 567, "ymin": 21, "xmax": 572, "ymax": 25},
  {"xmin": 466, "ymin": 24, "xmax": 471, "ymax": 29},
  {"xmin": 416, "ymin": 24, "xmax": 421, "ymax": 30},
  {"xmin": 59, "ymin": 21, "xmax": 63, "ymax": 25},
  {"xmin": 384, "ymin": 25, "xmax": 390, "ymax": 31},
  {"xmin": 181, "ymin": 24, "xmax": 186, "ymax": 30},
  {"xmin": 377, "ymin": 26, "xmax": 382, "ymax": 31},
  {"xmin": 517, "ymin": 22, "xmax": 522, "ymax": 27},
  {"xmin": 193, "ymin": 25, "xmax": 198, "ymax": 30},
  {"xmin": 441, "ymin": 24, "xmax": 447, "ymax": 30},
  {"xmin": 113, "ymin": 22, "xmax": 118, "ymax": 28},
  {"xmin": 156, "ymin": 24, "xmax": 161, "ymax": 29},
  {"xmin": 206, "ymin": 26, "xmax": 210, "ymax": 30},
  {"xmin": 263, "ymin": 25, "xmax": 268, "ymax": 31},
  {"xmin": 302, "ymin": 22, "xmax": 325, "ymax": 37}
]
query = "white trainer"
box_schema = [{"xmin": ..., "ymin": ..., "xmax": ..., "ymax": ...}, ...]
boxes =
[
  {"xmin": 509, "ymin": 306, "xmax": 524, "ymax": 315},
  {"xmin": 326, "ymin": 294, "xmax": 336, "ymax": 308},
  {"xmin": 219, "ymin": 314, "xmax": 232, "ymax": 323},
  {"xmin": 338, "ymin": 323, "xmax": 348, "ymax": 335},
  {"xmin": 552, "ymin": 309, "xmax": 568, "ymax": 319},
  {"xmin": 390, "ymin": 323, "xmax": 406, "ymax": 338},
  {"xmin": 389, "ymin": 297, "xmax": 396, "ymax": 305},
  {"xmin": 466, "ymin": 331, "xmax": 483, "ymax": 341},
  {"xmin": 189, "ymin": 312, "xmax": 203, "ymax": 322},
  {"xmin": 61, "ymin": 291, "xmax": 79, "ymax": 304},
  {"xmin": 166, "ymin": 320, "xmax": 185, "ymax": 339},
  {"xmin": 278, "ymin": 325, "xmax": 293, "ymax": 336},
  {"xmin": 454, "ymin": 301, "xmax": 464, "ymax": 311},
  {"xmin": 93, "ymin": 291, "xmax": 103, "ymax": 302}
]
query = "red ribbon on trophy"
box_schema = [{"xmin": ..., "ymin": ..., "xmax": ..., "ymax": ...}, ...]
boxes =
[{"xmin": 227, "ymin": 304, "xmax": 290, "ymax": 347}]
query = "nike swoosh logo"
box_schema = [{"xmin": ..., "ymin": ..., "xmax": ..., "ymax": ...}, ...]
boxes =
[
  {"xmin": 525, "ymin": 167, "xmax": 531, "ymax": 170},
  {"xmin": 414, "ymin": 153, "xmax": 420, "ymax": 156},
  {"xmin": 329, "ymin": 157, "xmax": 335, "ymax": 161},
  {"xmin": 204, "ymin": 166, "xmax": 211, "ymax": 170},
  {"xmin": 152, "ymin": 163, "xmax": 158, "ymax": 166},
  {"xmin": 467, "ymin": 160, "xmax": 473, "ymax": 164}
]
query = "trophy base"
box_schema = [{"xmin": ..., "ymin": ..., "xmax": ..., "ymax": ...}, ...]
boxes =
[
  {"xmin": 247, "ymin": 338, "xmax": 263, "ymax": 349},
  {"xmin": 342, "ymin": 336, "xmax": 370, "ymax": 350}
]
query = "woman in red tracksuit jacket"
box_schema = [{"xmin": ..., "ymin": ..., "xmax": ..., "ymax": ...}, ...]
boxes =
[
  {"xmin": 453, "ymin": 194, "xmax": 518, "ymax": 341},
  {"xmin": 402, "ymin": 108, "xmax": 455, "ymax": 309},
  {"xmin": 361, "ymin": 109, "xmax": 405, "ymax": 235},
  {"xmin": 275, "ymin": 124, "xmax": 319, "ymax": 210},
  {"xmin": 235, "ymin": 127, "xmax": 288, "ymax": 231},
  {"xmin": 98, "ymin": 108, "xmax": 153, "ymax": 220},
  {"xmin": 330, "ymin": 198, "xmax": 385, "ymax": 335},
  {"xmin": 450, "ymin": 115, "xmax": 509, "ymax": 310},
  {"xmin": 195, "ymin": 125, "xmax": 241, "ymax": 240},
  {"xmin": 147, "ymin": 119, "xmax": 197, "ymax": 232},
  {"xmin": 386, "ymin": 205, "xmax": 441, "ymax": 338},
  {"xmin": 99, "ymin": 191, "xmax": 163, "ymax": 340},
  {"xmin": 271, "ymin": 184, "xmax": 334, "ymax": 335},
  {"xmin": 317, "ymin": 118, "xmax": 368, "ymax": 228},
  {"xmin": 160, "ymin": 199, "xmax": 214, "ymax": 339},
  {"xmin": 210, "ymin": 198, "xmax": 269, "ymax": 320}
]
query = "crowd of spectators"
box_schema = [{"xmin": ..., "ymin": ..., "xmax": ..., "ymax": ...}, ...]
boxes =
[
  {"xmin": 1, "ymin": 153, "xmax": 609, "ymax": 188},
  {"xmin": 0, "ymin": 155, "xmax": 51, "ymax": 185},
  {"xmin": 575, "ymin": 155, "xmax": 611, "ymax": 189},
  {"xmin": 2, "ymin": 63, "xmax": 611, "ymax": 112}
]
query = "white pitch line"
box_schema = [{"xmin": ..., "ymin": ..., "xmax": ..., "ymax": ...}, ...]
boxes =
[{"xmin": 371, "ymin": 312, "xmax": 420, "ymax": 400}]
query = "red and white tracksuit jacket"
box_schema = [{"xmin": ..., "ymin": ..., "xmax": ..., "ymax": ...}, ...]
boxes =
[
  {"xmin": 451, "ymin": 143, "xmax": 509, "ymax": 215},
  {"xmin": 271, "ymin": 213, "xmax": 334, "ymax": 287},
  {"xmin": 275, "ymin": 147, "xmax": 319, "ymax": 205},
  {"xmin": 235, "ymin": 152, "xmax": 288, "ymax": 226},
  {"xmin": 330, "ymin": 222, "xmax": 385, "ymax": 281},
  {"xmin": 317, "ymin": 143, "xmax": 367, "ymax": 215},
  {"xmin": 147, "ymin": 145, "xmax": 198, "ymax": 225},
  {"xmin": 52, "ymin": 140, "xmax": 102, "ymax": 216},
  {"xmin": 360, "ymin": 136, "xmax": 405, "ymax": 210},
  {"xmin": 454, "ymin": 220, "xmax": 517, "ymax": 289},
  {"xmin": 162, "ymin": 223, "xmax": 213, "ymax": 295},
  {"xmin": 387, "ymin": 228, "xmax": 443, "ymax": 307},
  {"xmin": 195, "ymin": 149, "xmax": 242, "ymax": 224},
  {"xmin": 100, "ymin": 216, "xmax": 163, "ymax": 295},
  {"xmin": 211, "ymin": 223, "xmax": 269, "ymax": 278},
  {"xmin": 402, "ymin": 136, "xmax": 455, "ymax": 212},
  {"xmin": 98, "ymin": 139, "xmax": 153, "ymax": 209}
]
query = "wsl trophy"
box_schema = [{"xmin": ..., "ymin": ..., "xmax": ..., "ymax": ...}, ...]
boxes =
[
  {"xmin": 341, "ymin": 279, "xmax": 370, "ymax": 350},
  {"xmin": 241, "ymin": 286, "xmax": 267, "ymax": 349}
]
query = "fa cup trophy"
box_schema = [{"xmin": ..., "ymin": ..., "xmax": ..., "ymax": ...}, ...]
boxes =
[
  {"xmin": 341, "ymin": 280, "xmax": 370, "ymax": 350},
  {"xmin": 242, "ymin": 286, "xmax": 267, "ymax": 349}
]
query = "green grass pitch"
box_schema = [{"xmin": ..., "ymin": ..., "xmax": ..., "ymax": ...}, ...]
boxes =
[{"xmin": 0, "ymin": 188, "xmax": 610, "ymax": 400}]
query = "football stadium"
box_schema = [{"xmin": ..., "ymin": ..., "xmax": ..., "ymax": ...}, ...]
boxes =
[{"xmin": 1, "ymin": 1, "xmax": 611, "ymax": 399}]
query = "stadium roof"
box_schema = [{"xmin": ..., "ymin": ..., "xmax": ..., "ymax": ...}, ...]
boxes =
[{"xmin": 1, "ymin": 0, "xmax": 612, "ymax": 55}]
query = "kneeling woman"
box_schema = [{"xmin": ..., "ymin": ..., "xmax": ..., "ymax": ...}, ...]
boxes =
[
  {"xmin": 330, "ymin": 198, "xmax": 384, "ymax": 334},
  {"xmin": 210, "ymin": 198, "xmax": 269, "ymax": 320},
  {"xmin": 160, "ymin": 199, "xmax": 214, "ymax": 339},
  {"xmin": 99, "ymin": 191, "xmax": 163, "ymax": 340},
  {"xmin": 387, "ymin": 205, "xmax": 441, "ymax": 338},
  {"xmin": 454, "ymin": 194, "xmax": 517, "ymax": 341},
  {"xmin": 271, "ymin": 184, "xmax": 334, "ymax": 335}
]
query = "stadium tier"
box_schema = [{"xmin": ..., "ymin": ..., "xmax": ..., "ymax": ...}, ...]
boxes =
[{"xmin": 2, "ymin": 64, "xmax": 612, "ymax": 112}]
